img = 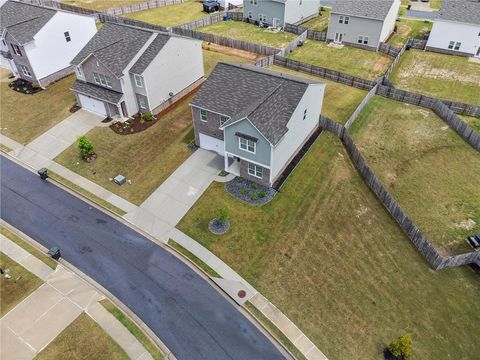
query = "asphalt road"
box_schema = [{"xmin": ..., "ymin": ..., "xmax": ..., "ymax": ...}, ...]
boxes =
[{"xmin": 0, "ymin": 156, "xmax": 286, "ymax": 360}]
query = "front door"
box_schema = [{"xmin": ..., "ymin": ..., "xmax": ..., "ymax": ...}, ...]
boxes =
[
  {"xmin": 120, "ymin": 101, "xmax": 128, "ymax": 117},
  {"xmin": 334, "ymin": 32, "xmax": 343, "ymax": 43}
]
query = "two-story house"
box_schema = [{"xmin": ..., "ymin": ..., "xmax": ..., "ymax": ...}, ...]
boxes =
[
  {"xmin": 426, "ymin": 0, "xmax": 480, "ymax": 58},
  {"xmin": 70, "ymin": 22, "xmax": 204, "ymax": 119},
  {"xmin": 327, "ymin": 0, "xmax": 400, "ymax": 50},
  {"xmin": 191, "ymin": 63, "xmax": 325, "ymax": 187},
  {"xmin": 243, "ymin": 0, "xmax": 320, "ymax": 28},
  {"xmin": 0, "ymin": 0, "xmax": 96, "ymax": 87}
]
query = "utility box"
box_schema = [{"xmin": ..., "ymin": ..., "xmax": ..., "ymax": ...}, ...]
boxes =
[
  {"xmin": 48, "ymin": 247, "xmax": 61, "ymax": 260},
  {"xmin": 114, "ymin": 174, "xmax": 126, "ymax": 185},
  {"xmin": 38, "ymin": 168, "xmax": 49, "ymax": 180}
]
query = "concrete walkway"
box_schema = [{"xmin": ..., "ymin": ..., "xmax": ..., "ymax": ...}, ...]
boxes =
[{"xmin": 0, "ymin": 235, "xmax": 154, "ymax": 360}]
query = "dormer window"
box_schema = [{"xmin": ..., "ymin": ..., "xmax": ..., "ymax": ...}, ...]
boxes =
[
  {"xmin": 134, "ymin": 74, "xmax": 143, "ymax": 88},
  {"xmin": 64, "ymin": 31, "xmax": 71, "ymax": 42}
]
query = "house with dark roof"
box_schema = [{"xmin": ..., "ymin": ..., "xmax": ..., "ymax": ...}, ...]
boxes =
[
  {"xmin": 70, "ymin": 22, "xmax": 203, "ymax": 119},
  {"xmin": 426, "ymin": 0, "xmax": 480, "ymax": 57},
  {"xmin": 0, "ymin": 0, "xmax": 96, "ymax": 87},
  {"xmin": 191, "ymin": 63, "xmax": 325, "ymax": 187},
  {"xmin": 326, "ymin": 0, "xmax": 400, "ymax": 50}
]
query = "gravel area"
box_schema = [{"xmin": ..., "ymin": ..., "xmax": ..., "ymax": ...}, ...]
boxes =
[
  {"xmin": 208, "ymin": 219, "xmax": 230, "ymax": 235},
  {"xmin": 225, "ymin": 177, "xmax": 276, "ymax": 206}
]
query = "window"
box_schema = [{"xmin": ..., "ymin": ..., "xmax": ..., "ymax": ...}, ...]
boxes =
[
  {"xmin": 358, "ymin": 35, "xmax": 368, "ymax": 44},
  {"xmin": 448, "ymin": 41, "xmax": 461, "ymax": 50},
  {"xmin": 138, "ymin": 97, "xmax": 147, "ymax": 109},
  {"xmin": 358, "ymin": 35, "xmax": 363, "ymax": 44},
  {"xmin": 248, "ymin": 163, "xmax": 263, "ymax": 178},
  {"xmin": 11, "ymin": 44, "xmax": 22, "ymax": 56},
  {"xmin": 363, "ymin": 36, "xmax": 369, "ymax": 44},
  {"xmin": 454, "ymin": 42, "xmax": 461, "ymax": 50},
  {"xmin": 75, "ymin": 66, "xmax": 84, "ymax": 80},
  {"xmin": 249, "ymin": 0, "xmax": 257, "ymax": 4},
  {"xmin": 134, "ymin": 74, "xmax": 143, "ymax": 88},
  {"xmin": 448, "ymin": 41, "xmax": 455, "ymax": 49},
  {"xmin": 259, "ymin": 14, "xmax": 267, "ymax": 22},
  {"xmin": 64, "ymin": 31, "xmax": 71, "ymax": 42},
  {"xmin": 220, "ymin": 116, "xmax": 228, "ymax": 126},
  {"xmin": 248, "ymin": 11, "xmax": 252, "ymax": 18},
  {"xmin": 20, "ymin": 65, "xmax": 31, "ymax": 77},
  {"xmin": 344, "ymin": 16, "xmax": 349, "ymax": 24},
  {"xmin": 2, "ymin": 39, "xmax": 6, "ymax": 46},
  {"xmin": 239, "ymin": 137, "xmax": 256, "ymax": 153},
  {"xmin": 303, "ymin": 109, "xmax": 307, "ymax": 120},
  {"xmin": 93, "ymin": 72, "xmax": 112, "ymax": 88},
  {"xmin": 339, "ymin": 15, "xmax": 344, "ymax": 24},
  {"xmin": 200, "ymin": 109, "xmax": 208, "ymax": 122}
]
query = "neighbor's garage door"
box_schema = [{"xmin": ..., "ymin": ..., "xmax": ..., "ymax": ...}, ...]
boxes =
[
  {"xmin": 78, "ymin": 94, "xmax": 107, "ymax": 117},
  {"xmin": 199, "ymin": 133, "xmax": 224, "ymax": 155}
]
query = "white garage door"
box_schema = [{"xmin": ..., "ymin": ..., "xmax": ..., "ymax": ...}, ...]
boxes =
[
  {"xmin": 78, "ymin": 94, "xmax": 107, "ymax": 117},
  {"xmin": 199, "ymin": 133, "xmax": 224, "ymax": 155}
]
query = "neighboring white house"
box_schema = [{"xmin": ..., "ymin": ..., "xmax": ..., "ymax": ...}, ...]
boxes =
[
  {"xmin": 426, "ymin": 0, "xmax": 480, "ymax": 57},
  {"xmin": 0, "ymin": 0, "xmax": 97, "ymax": 87},
  {"xmin": 70, "ymin": 22, "xmax": 204, "ymax": 120},
  {"xmin": 327, "ymin": 0, "xmax": 400, "ymax": 50},
  {"xmin": 191, "ymin": 63, "xmax": 325, "ymax": 187},
  {"xmin": 243, "ymin": 0, "xmax": 320, "ymax": 28}
]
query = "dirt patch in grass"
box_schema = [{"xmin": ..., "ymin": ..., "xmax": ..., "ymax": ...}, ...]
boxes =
[
  {"xmin": 35, "ymin": 313, "xmax": 129, "ymax": 360},
  {"xmin": 350, "ymin": 96, "xmax": 480, "ymax": 255},
  {"xmin": 203, "ymin": 48, "xmax": 254, "ymax": 75},
  {"xmin": 0, "ymin": 252, "xmax": 43, "ymax": 316},
  {"xmin": 203, "ymin": 42, "xmax": 260, "ymax": 62}
]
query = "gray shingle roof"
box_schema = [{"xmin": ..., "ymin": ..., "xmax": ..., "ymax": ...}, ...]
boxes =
[
  {"xmin": 437, "ymin": 0, "xmax": 480, "ymax": 25},
  {"xmin": 190, "ymin": 63, "xmax": 322, "ymax": 145},
  {"xmin": 71, "ymin": 23, "xmax": 155, "ymax": 78},
  {"xmin": 130, "ymin": 33, "xmax": 170, "ymax": 74},
  {"xmin": 0, "ymin": 0, "xmax": 56, "ymax": 44},
  {"xmin": 71, "ymin": 79, "xmax": 123, "ymax": 104},
  {"xmin": 331, "ymin": 0, "xmax": 396, "ymax": 20}
]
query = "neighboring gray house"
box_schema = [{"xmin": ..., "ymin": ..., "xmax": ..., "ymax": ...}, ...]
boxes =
[
  {"xmin": 243, "ymin": 0, "xmax": 320, "ymax": 28},
  {"xmin": 191, "ymin": 63, "xmax": 325, "ymax": 187},
  {"xmin": 327, "ymin": 0, "xmax": 400, "ymax": 50},
  {"xmin": 70, "ymin": 22, "xmax": 203, "ymax": 119},
  {"xmin": 0, "ymin": 0, "xmax": 96, "ymax": 87}
]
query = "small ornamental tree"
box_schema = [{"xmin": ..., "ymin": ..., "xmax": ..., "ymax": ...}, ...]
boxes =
[
  {"xmin": 78, "ymin": 135, "xmax": 94, "ymax": 156},
  {"xmin": 388, "ymin": 334, "xmax": 413, "ymax": 359},
  {"xmin": 216, "ymin": 208, "xmax": 229, "ymax": 224}
]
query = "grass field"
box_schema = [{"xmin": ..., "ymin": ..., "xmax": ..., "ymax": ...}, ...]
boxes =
[
  {"xmin": 36, "ymin": 313, "xmax": 129, "ymax": 360},
  {"xmin": 202, "ymin": 47, "xmax": 255, "ymax": 75},
  {"xmin": 62, "ymin": 0, "xmax": 145, "ymax": 10},
  {"xmin": 0, "ymin": 70, "xmax": 75, "ymax": 144},
  {"xmin": 198, "ymin": 21, "xmax": 296, "ymax": 49},
  {"xmin": 350, "ymin": 96, "xmax": 480, "ymax": 255},
  {"xmin": 388, "ymin": 19, "xmax": 432, "ymax": 47},
  {"xmin": 269, "ymin": 65, "xmax": 367, "ymax": 123},
  {"xmin": 0, "ymin": 253, "xmax": 43, "ymax": 316},
  {"xmin": 390, "ymin": 49, "xmax": 480, "ymax": 104},
  {"xmin": 125, "ymin": 1, "xmax": 210, "ymax": 27},
  {"xmin": 288, "ymin": 40, "xmax": 392, "ymax": 80},
  {"xmin": 177, "ymin": 130, "xmax": 480, "ymax": 360},
  {"xmin": 302, "ymin": 8, "xmax": 330, "ymax": 31}
]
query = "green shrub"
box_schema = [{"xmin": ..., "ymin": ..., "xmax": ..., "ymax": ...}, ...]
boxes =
[
  {"xmin": 251, "ymin": 193, "xmax": 258, "ymax": 201},
  {"xmin": 31, "ymin": 82, "xmax": 40, "ymax": 89},
  {"xmin": 240, "ymin": 188, "xmax": 249, "ymax": 196},
  {"xmin": 252, "ymin": 183, "xmax": 258, "ymax": 190},
  {"xmin": 258, "ymin": 191, "xmax": 266, "ymax": 199},
  {"xmin": 216, "ymin": 208, "xmax": 229, "ymax": 223},
  {"xmin": 143, "ymin": 112, "xmax": 154, "ymax": 122},
  {"xmin": 388, "ymin": 334, "xmax": 413, "ymax": 359},
  {"xmin": 77, "ymin": 135, "xmax": 94, "ymax": 156}
]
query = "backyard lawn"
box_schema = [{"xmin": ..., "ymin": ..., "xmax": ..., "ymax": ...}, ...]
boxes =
[
  {"xmin": 0, "ymin": 70, "xmax": 76, "ymax": 144},
  {"xmin": 36, "ymin": 313, "xmax": 129, "ymax": 360},
  {"xmin": 125, "ymin": 1, "xmax": 211, "ymax": 27},
  {"xmin": 350, "ymin": 96, "xmax": 480, "ymax": 255},
  {"xmin": 62, "ymin": 0, "xmax": 145, "ymax": 10},
  {"xmin": 202, "ymin": 47, "xmax": 255, "ymax": 75},
  {"xmin": 388, "ymin": 19, "xmax": 432, "ymax": 47},
  {"xmin": 0, "ymin": 253, "xmax": 43, "ymax": 316},
  {"xmin": 177, "ymin": 131, "xmax": 480, "ymax": 360},
  {"xmin": 460, "ymin": 115, "xmax": 480, "ymax": 132},
  {"xmin": 302, "ymin": 7, "xmax": 330, "ymax": 31},
  {"xmin": 390, "ymin": 49, "xmax": 480, "ymax": 104},
  {"xmin": 288, "ymin": 40, "xmax": 392, "ymax": 80},
  {"xmin": 198, "ymin": 21, "xmax": 296, "ymax": 49}
]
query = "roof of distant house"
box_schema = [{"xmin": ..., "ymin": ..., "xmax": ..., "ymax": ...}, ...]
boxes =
[
  {"xmin": 190, "ymin": 63, "xmax": 323, "ymax": 145},
  {"xmin": 437, "ymin": 0, "xmax": 480, "ymax": 25},
  {"xmin": 0, "ymin": 0, "xmax": 56, "ymax": 44},
  {"xmin": 331, "ymin": 0, "xmax": 396, "ymax": 20}
]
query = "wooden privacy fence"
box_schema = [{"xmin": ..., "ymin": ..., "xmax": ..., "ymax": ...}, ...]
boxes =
[
  {"xmin": 378, "ymin": 42, "xmax": 402, "ymax": 58},
  {"xmin": 98, "ymin": 13, "xmax": 170, "ymax": 32},
  {"xmin": 344, "ymin": 83, "xmax": 379, "ymax": 129},
  {"xmin": 176, "ymin": 10, "xmax": 242, "ymax": 30},
  {"xmin": 318, "ymin": 115, "xmax": 480, "ymax": 270},
  {"xmin": 274, "ymin": 56, "xmax": 377, "ymax": 90},
  {"xmin": 284, "ymin": 23, "xmax": 327, "ymax": 41},
  {"xmin": 278, "ymin": 30, "xmax": 308, "ymax": 57},
  {"xmin": 411, "ymin": 39, "xmax": 427, "ymax": 50},
  {"xmin": 384, "ymin": 42, "xmax": 407, "ymax": 79},
  {"xmin": 254, "ymin": 55, "xmax": 275, "ymax": 67},
  {"xmin": 103, "ymin": 0, "xmax": 183, "ymax": 16},
  {"xmin": 19, "ymin": 0, "xmax": 98, "ymax": 16}
]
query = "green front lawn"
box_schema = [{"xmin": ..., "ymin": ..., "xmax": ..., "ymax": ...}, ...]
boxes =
[
  {"xmin": 0, "ymin": 70, "xmax": 75, "ymax": 144},
  {"xmin": 0, "ymin": 253, "xmax": 43, "ymax": 316},
  {"xmin": 35, "ymin": 313, "xmax": 129, "ymax": 360},
  {"xmin": 177, "ymin": 131, "xmax": 480, "ymax": 360},
  {"xmin": 125, "ymin": 1, "xmax": 211, "ymax": 27},
  {"xmin": 62, "ymin": 0, "xmax": 146, "ymax": 10},
  {"xmin": 350, "ymin": 96, "xmax": 480, "ymax": 255},
  {"xmin": 198, "ymin": 21, "xmax": 296, "ymax": 49},
  {"xmin": 288, "ymin": 40, "xmax": 392, "ymax": 80},
  {"xmin": 302, "ymin": 7, "xmax": 330, "ymax": 31},
  {"xmin": 390, "ymin": 49, "xmax": 480, "ymax": 104},
  {"xmin": 388, "ymin": 19, "xmax": 432, "ymax": 47}
]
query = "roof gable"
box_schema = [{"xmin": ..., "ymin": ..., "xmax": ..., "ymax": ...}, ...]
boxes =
[{"xmin": 331, "ymin": 0, "xmax": 396, "ymax": 20}]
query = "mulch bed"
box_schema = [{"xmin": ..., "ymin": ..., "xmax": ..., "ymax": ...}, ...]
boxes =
[
  {"xmin": 225, "ymin": 177, "xmax": 276, "ymax": 206},
  {"xmin": 8, "ymin": 78, "xmax": 42, "ymax": 95},
  {"xmin": 110, "ymin": 113, "xmax": 157, "ymax": 135},
  {"xmin": 82, "ymin": 153, "xmax": 97, "ymax": 163},
  {"xmin": 208, "ymin": 219, "xmax": 230, "ymax": 235},
  {"xmin": 69, "ymin": 104, "xmax": 81, "ymax": 113},
  {"xmin": 383, "ymin": 349, "xmax": 404, "ymax": 360}
]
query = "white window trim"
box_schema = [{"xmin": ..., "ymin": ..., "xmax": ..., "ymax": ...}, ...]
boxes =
[
  {"xmin": 303, "ymin": 108, "xmax": 307, "ymax": 120},
  {"xmin": 239, "ymin": 137, "xmax": 256, "ymax": 154},
  {"xmin": 200, "ymin": 109, "xmax": 208, "ymax": 122},
  {"xmin": 220, "ymin": 115, "xmax": 229, "ymax": 126},
  {"xmin": 247, "ymin": 163, "xmax": 263, "ymax": 179},
  {"xmin": 20, "ymin": 65, "xmax": 31, "ymax": 77},
  {"xmin": 344, "ymin": 16, "xmax": 349, "ymax": 24},
  {"xmin": 339, "ymin": 15, "xmax": 343, "ymax": 24},
  {"xmin": 454, "ymin": 41, "xmax": 461, "ymax": 50},
  {"xmin": 93, "ymin": 72, "xmax": 112, "ymax": 89},
  {"xmin": 12, "ymin": 44, "xmax": 22, "ymax": 56},
  {"xmin": 134, "ymin": 74, "xmax": 143, "ymax": 88},
  {"xmin": 138, "ymin": 97, "xmax": 147, "ymax": 109},
  {"xmin": 64, "ymin": 31, "xmax": 71, "ymax": 42},
  {"xmin": 75, "ymin": 66, "xmax": 84, "ymax": 80}
]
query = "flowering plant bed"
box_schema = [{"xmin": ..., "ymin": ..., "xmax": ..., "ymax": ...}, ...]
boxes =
[
  {"xmin": 8, "ymin": 79, "xmax": 42, "ymax": 95},
  {"xmin": 110, "ymin": 112, "xmax": 157, "ymax": 135}
]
